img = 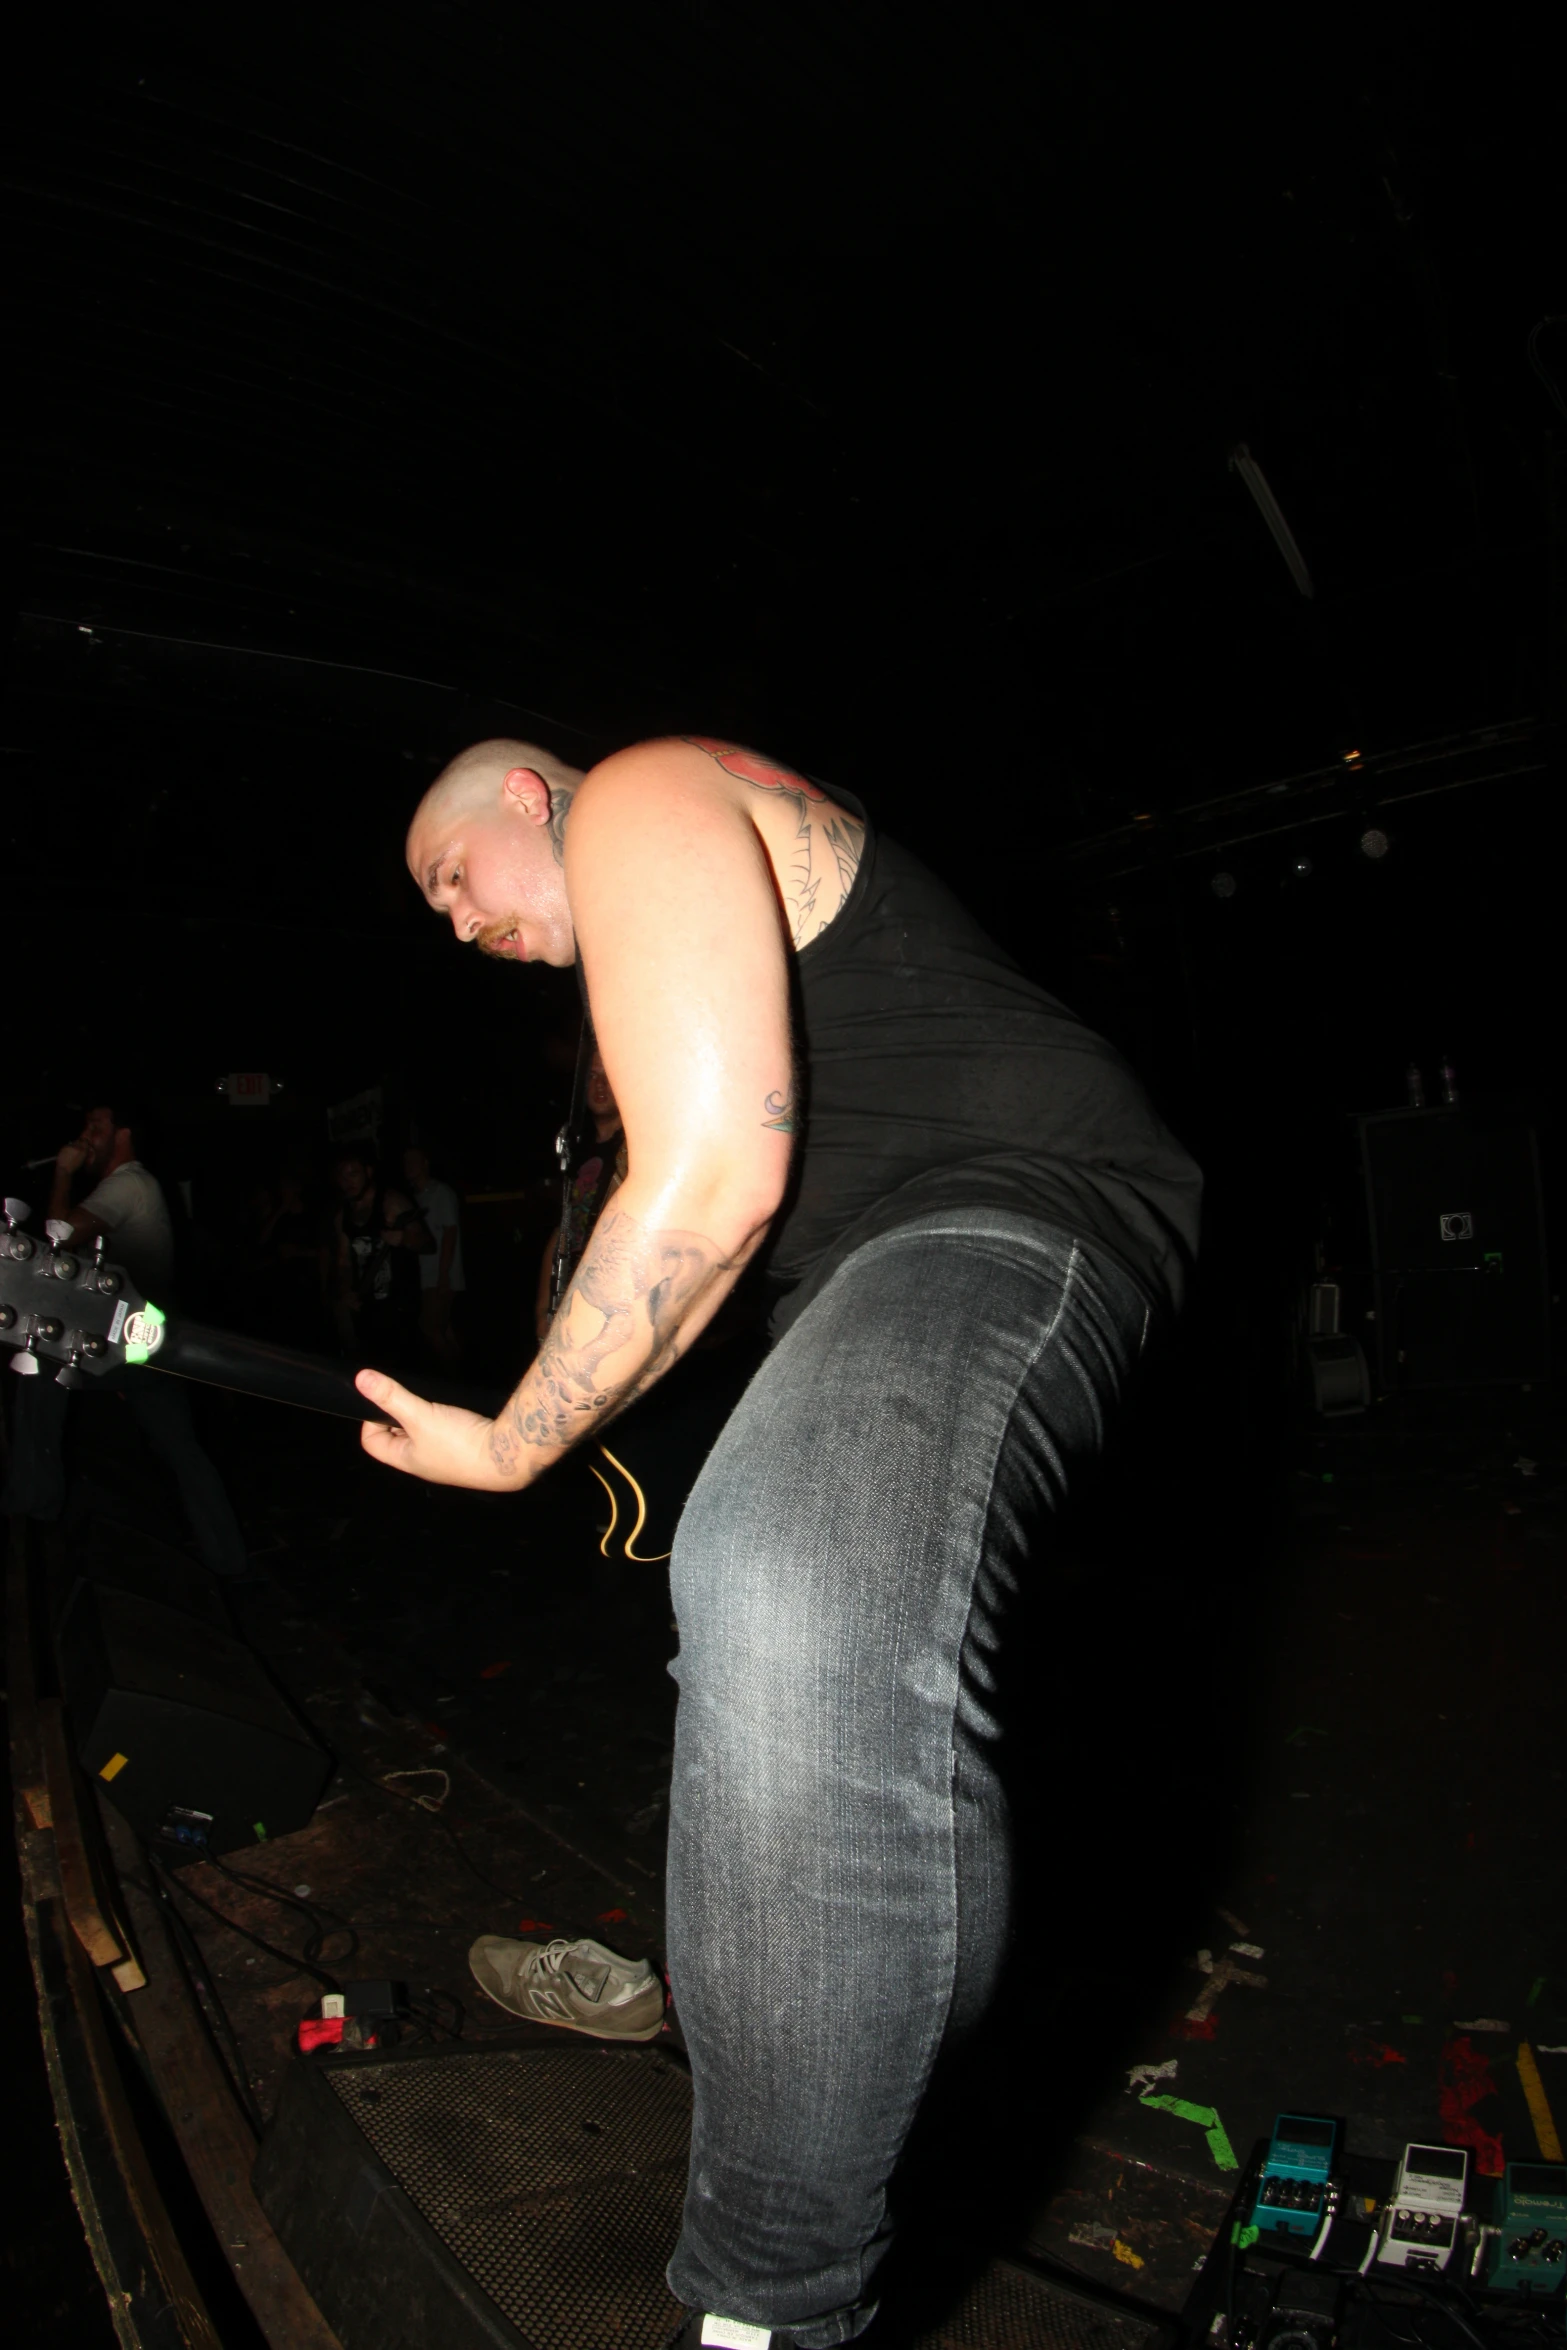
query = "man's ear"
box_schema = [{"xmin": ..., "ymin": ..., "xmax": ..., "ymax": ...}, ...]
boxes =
[{"xmin": 501, "ymin": 766, "xmax": 552, "ymax": 827}]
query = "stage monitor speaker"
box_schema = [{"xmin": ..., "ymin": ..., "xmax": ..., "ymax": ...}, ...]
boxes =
[
  {"xmin": 254, "ymin": 2040, "xmax": 1176, "ymax": 2350},
  {"xmin": 58, "ymin": 1579, "xmax": 332, "ymax": 1855},
  {"xmin": 254, "ymin": 2040, "xmax": 692, "ymax": 2350},
  {"xmin": 1359, "ymin": 1107, "xmax": 1551, "ymax": 1390}
]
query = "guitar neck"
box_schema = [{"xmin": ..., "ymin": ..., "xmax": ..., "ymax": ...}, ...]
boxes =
[
  {"xmin": 150, "ymin": 1317, "xmax": 506, "ymax": 1425},
  {"xmin": 153, "ymin": 1319, "xmax": 391, "ymax": 1422},
  {"xmin": 1, "ymin": 1207, "xmax": 501, "ymax": 1421}
]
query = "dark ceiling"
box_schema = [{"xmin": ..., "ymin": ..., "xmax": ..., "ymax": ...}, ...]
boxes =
[{"xmin": 6, "ymin": 6, "xmax": 1564, "ymax": 1155}]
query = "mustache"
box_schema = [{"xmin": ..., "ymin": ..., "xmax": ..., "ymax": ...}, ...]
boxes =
[{"xmin": 475, "ymin": 917, "xmax": 521, "ymax": 958}]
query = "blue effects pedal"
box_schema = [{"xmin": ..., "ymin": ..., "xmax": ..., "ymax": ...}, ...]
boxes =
[
  {"xmin": 1252, "ymin": 2113, "xmax": 1339, "ymax": 2243},
  {"xmin": 1483, "ymin": 2162, "xmax": 1567, "ymax": 2297}
]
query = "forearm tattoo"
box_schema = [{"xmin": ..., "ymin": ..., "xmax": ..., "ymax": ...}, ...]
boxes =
[
  {"xmin": 489, "ymin": 1207, "xmax": 730, "ymax": 1473},
  {"xmin": 680, "ymin": 735, "xmax": 864, "ymax": 950}
]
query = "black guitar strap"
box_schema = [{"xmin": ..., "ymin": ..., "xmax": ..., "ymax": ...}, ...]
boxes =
[{"xmin": 548, "ymin": 998, "xmax": 595, "ymax": 1316}]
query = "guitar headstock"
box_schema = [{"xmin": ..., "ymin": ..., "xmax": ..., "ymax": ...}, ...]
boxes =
[{"xmin": 0, "ymin": 1199, "xmax": 161, "ymax": 1388}]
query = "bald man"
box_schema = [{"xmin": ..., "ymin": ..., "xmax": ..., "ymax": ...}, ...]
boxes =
[{"xmin": 359, "ymin": 735, "xmax": 1202, "ymax": 2348}]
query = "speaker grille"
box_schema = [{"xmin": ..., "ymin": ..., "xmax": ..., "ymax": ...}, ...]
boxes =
[{"xmin": 325, "ymin": 2044, "xmax": 689, "ymax": 2350}]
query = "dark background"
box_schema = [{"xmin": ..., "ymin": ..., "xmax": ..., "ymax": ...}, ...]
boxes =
[
  {"xmin": 3, "ymin": 18, "xmax": 1563, "ymax": 2339},
  {"xmin": 4, "ymin": 4, "xmax": 1563, "ymax": 1344}
]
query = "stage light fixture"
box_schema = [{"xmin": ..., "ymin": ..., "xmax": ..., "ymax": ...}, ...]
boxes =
[
  {"xmin": 1360, "ymin": 827, "xmax": 1390, "ymax": 859},
  {"xmin": 1211, "ymin": 871, "xmax": 1238, "ymax": 899},
  {"xmin": 1228, "ymin": 443, "xmax": 1315, "ymax": 598},
  {"xmin": 1292, "ymin": 855, "xmax": 1314, "ymax": 879}
]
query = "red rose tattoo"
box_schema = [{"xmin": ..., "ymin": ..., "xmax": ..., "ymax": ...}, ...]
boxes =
[{"xmin": 682, "ymin": 736, "xmax": 827, "ymax": 801}]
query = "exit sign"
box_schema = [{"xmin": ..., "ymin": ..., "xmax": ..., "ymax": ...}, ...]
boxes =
[{"xmin": 224, "ymin": 1072, "xmax": 272, "ymax": 1106}]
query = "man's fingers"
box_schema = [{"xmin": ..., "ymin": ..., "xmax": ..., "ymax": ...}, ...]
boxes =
[
  {"xmin": 355, "ymin": 1365, "xmax": 418, "ymax": 1420},
  {"xmin": 360, "ymin": 1418, "xmax": 413, "ymax": 1470}
]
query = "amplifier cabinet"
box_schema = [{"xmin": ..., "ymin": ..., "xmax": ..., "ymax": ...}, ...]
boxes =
[
  {"xmin": 1358, "ymin": 1107, "xmax": 1550, "ymax": 1390},
  {"xmin": 58, "ymin": 1579, "xmax": 332, "ymax": 1855}
]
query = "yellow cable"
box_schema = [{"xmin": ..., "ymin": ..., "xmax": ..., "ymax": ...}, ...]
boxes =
[
  {"xmin": 587, "ymin": 1459, "xmax": 618, "ymax": 1558},
  {"xmin": 598, "ymin": 1446, "xmax": 673, "ymax": 1562},
  {"xmin": 1518, "ymin": 2041, "xmax": 1564, "ymax": 2163}
]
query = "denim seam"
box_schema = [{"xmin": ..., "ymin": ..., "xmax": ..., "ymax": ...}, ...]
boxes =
[{"xmin": 923, "ymin": 1238, "xmax": 1081, "ymax": 2094}]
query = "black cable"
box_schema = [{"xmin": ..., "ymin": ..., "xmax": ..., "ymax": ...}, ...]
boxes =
[
  {"xmin": 1527, "ymin": 316, "xmax": 1567, "ymax": 425},
  {"xmin": 149, "ymin": 1849, "xmax": 342, "ymax": 1994},
  {"xmin": 207, "ymin": 1852, "xmax": 360, "ymax": 1971},
  {"xmin": 1359, "ymin": 2289, "xmax": 1428, "ymax": 2350},
  {"xmin": 1369, "ymin": 2269, "xmax": 1532, "ymax": 2350},
  {"xmin": 128, "ymin": 1862, "xmax": 267, "ymax": 2135},
  {"xmin": 334, "ymin": 1754, "xmax": 538, "ymax": 1909}
]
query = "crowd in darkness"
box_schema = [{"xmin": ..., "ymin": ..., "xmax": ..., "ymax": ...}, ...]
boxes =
[
  {"xmin": 4, "ymin": 1052, "xmax": 740, "ymax": 1587},
  {"xmin": 227, "ymin": 1140, "xmax": 468, "ymax": 1374}
]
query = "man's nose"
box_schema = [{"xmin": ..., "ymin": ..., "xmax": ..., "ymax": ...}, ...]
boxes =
[{"xmin": 448, "ymin": 900, "xmax": 481, "ymax": 943}]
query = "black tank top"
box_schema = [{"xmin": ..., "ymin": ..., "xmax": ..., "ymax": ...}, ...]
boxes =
[
  {"xmin": 344, "ymin": 1184, "xmax": 420, "ymax": 1328},
  {"xmin": 764, "ymin": 792, "xmax": 1202, "ymax": 1332}
]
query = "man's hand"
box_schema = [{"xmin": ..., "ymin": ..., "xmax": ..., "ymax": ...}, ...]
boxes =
[
  {"xmin": 55, "ymin": 1141, "xmax": 87, "ymax": 1175},
  {"xmin": 354, "ymin": 1369, "xmax": 523, "ymax": 1490}
]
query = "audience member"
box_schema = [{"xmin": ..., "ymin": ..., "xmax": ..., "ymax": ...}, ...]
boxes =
[
  {"xmin": 254, "ymin": 1166, "xmax": 330, "ymax": 1347},
  {"xmin": 330, "ymin": 1148, "xmax": 428, "ymax": 1368},
  {"xmin": 402, "ymin": 1143, "xmax": 465, "ymax": 1365}
]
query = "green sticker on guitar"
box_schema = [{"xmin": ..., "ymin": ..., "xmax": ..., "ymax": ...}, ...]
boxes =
[{"xmin": 124, "ymin": 1300, "xmax": 167, "ymax": 1365}]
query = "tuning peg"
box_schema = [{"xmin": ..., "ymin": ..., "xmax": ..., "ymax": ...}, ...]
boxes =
[
  {"xmin": 9, "ymin": 1340, "xmax": 41, "ymax": 1375},
  {"xmin": 45, "ymin": 1218, "xmax": 73, "ymax": 1248},
  {"xmin": 55, "ymin": 1349, "xmax": 86, "ymax": 1389},
  {"xmin": 3, "ymin": 1197, "xmax": 32, "ymax": 1229}
]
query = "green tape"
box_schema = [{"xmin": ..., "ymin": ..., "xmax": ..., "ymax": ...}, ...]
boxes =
[
  {"xmin": 1527, "ymin": 1976, "xmax": 1545, "ymax": 2007},
  {"xmin": 1140, "ymin": 2092, "xmax": 1240, "ymax": 2172},
  {"xmin": 253, "ymin": 1821, "xmax": 268, "ymax": 1841},
  {"xmin": 124, "ymin": 1298, "xmax": 167, "ymax": 1366},
  {"xmin": 1231, "ymin": 2223, "xmax": 1260, "ymax": 2250}
]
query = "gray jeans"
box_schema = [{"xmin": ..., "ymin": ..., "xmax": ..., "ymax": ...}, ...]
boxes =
[{"xmin": 664, "ymin": 1210, "xmax": 1152, "ymax": 2343}]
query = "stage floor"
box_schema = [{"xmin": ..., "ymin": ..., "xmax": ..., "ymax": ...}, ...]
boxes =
[{"xmin": 29, "ymin": 1360, "xmax": 1567, "ymax": 2332}]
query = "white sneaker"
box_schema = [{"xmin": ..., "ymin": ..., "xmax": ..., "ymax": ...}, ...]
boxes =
[
  {"xmin": 468, "ymin": 1934, "xmax": 665, "ymax": 2040},
  {"xmin": 671, "ymin": 2318, "xmax": 775, "ymax": 2349}
]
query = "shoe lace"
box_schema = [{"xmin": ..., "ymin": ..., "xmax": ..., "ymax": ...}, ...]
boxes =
[{"xmin": 532, "ymin": 1938, "xmax": 576, "ymax": 1979}]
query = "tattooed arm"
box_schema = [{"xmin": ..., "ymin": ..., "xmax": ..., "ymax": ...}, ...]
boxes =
[
  {"xmin": 357, "ymin": 739, "xmax": 794, "ymax": 1490},
  {"xmin": 495, "ymin": 1200, "xmax": 749, "ymax": 1469}
]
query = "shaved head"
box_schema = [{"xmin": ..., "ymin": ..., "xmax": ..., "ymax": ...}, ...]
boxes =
[
  {"xmin": 415, "ymin": 737, "xmax": 587, "ymax": 837},
  {"xmin": 406, "ymin": 736, "xmax": 589, "ymax": 967}
]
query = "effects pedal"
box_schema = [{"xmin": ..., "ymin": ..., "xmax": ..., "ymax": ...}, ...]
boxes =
[
  {"xmin": 1376, "ymin": 2143, "xmax": 1468, "ymax": 2273},
  {"xmin": 1252, "ymin": 2115, "xmax": 1339, "ymax": 2246},
  {"xmin": 1478, "ymin": 2162, "xmax": 1567, "ymax": 2297}
]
